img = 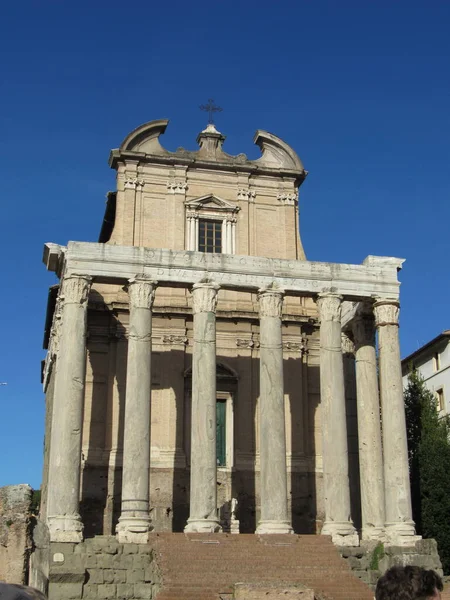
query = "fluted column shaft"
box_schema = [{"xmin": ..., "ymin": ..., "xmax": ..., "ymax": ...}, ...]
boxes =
[
  {"xmin": 374, "ymin": 299, "xmax": 418, "ymax": 546},
  {"xmin": 47, "ymin": 274, "xmax": 92, "ymax": 542},
  {"xmin": 317, "ymin": 294, "xmax": 358, "ymax": 546},
  {"xmin": 256, "ymin": 288, "xmax": 292, "ymax": 534},
  {"xmin": 185, "ymin": 282, "xmax": 222, "ymax": 532},
  {"xmin": 352, "ymin": 312, "xmax": 385, "ymax": 541},
  {"xmin": 117, "ymin": 276, "xmax": 156, "ymax": 543}
]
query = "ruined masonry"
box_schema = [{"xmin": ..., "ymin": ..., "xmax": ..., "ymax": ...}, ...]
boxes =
[{"xmin": 30, "ymin": 119, "xmax": 438, "ymax": 599}]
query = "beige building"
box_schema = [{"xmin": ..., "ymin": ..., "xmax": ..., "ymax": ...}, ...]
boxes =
[{"xmin": 40, "ymin": 119, "xmax": 418, "ymax": 549}]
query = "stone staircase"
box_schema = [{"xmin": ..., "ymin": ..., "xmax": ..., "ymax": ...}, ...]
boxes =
[{"xmin": 151, "ymin": 533, "xmax": 374, "ymax": 600}]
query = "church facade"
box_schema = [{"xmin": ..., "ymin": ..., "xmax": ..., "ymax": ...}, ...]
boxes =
[{"xmin": 40, "ymin": 119, "xmax": 418, "ymax": 549}]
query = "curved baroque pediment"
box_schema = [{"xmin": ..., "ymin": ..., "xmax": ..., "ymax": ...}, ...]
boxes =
[{"xmin": 110, "ymin": 119, "xmax": 305, "ymax": 175}]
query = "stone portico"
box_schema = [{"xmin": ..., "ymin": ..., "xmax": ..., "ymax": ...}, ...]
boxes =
[
  {"xmin": 39, "ymin": 120, "xmax": 420, "ymax": 554},
  {"xmin": 42, "ymin": 241, "xmax": 417, "ymax": 547}
]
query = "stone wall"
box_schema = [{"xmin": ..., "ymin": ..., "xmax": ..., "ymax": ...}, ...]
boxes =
[
  {"xmin": 340, "ymin": 539, "xmax": 443, "ymax": 589},
  {"xmin": 38, "ymin": 536, "xmax": 161, "ymax": 600},
  {"xmin": 0, "ymin": 484, "xmax": 33, "ymax": 584}
]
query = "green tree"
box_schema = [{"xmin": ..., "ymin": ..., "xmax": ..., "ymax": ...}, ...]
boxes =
[{"xmin": 404, "ymin": 369, "xmax": 450, "ymax": 574}]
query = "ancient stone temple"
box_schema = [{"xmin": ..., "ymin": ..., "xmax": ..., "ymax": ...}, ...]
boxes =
[{"xmin": 33, "ymin": 119, "xmax": 432, "ymax": 600}]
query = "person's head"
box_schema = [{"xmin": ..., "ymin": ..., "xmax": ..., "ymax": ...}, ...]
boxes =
[
  {"xmin": 0, "ymin": 584, "xmax": 47, "ymax": 600},
  {"xmin": 375, "ymin": 565, "xmax": 443, "ymax": 600}
]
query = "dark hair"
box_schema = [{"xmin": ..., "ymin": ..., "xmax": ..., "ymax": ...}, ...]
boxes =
[
  {"xmin": 375, "ymin": 565, "xmax": 443, "ymax": 600},
  {"xmin": 0, "ymin": 584, "xmax": 47, "ymax": 600}
]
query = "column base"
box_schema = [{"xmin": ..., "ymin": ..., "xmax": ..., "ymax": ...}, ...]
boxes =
[
  {"xmin": 47, "ymin": 515, "xmax": 83, "ymax": 543},
  {"xmin": 322, "ymin": 521, "xmax": 359, "ymax": 546},
  {"xmin": 256, "ymin": 520, "xmax": 293, "ymax": 535},
  {"xmin": 184, "ymin": 518, "xmax": 222, "ymax": 533},
  {"xmin": 116, "ymin": 516, "xmax": 152, "ymax": 544},
  {"xmin": 361, "ymin": 525, "xmax": 386, "ymax": 543},
  {"xmin": 384, "ymin": 522, "xmax": 421, "ymax": 547}
]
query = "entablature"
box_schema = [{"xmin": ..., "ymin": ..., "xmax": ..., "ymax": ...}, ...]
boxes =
[{"xmin": 43, "ymin": 241, "xmax": 404, "ymax": 301}]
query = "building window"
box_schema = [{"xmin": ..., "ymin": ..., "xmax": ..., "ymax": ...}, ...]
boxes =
[
  {"xmin": 216, "ymin": 399, "xmax": 226, "ymax": 466},
  {"xmin": 436, "ymin": 388, "xmax": 445, "ymax": 411},
  {"xmin": 433, "ymin": 352, "xmax": 441, "ymax": 372},
  {"xmin": 185, "ymin": 195, "xmax": 239, "ymax": 254},
  {"xmin": 199, "ymin": 219, "xmax": 222, "ymax": 253}
]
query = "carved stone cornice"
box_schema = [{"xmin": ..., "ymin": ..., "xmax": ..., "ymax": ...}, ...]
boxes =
[
  {"xmin": 258, "ymin": 288, "xmax": 284, "ymax": 318},
  {"xmin": 163, "ymin": 334, "xmax": 188, "ymax": 345},
  {"xmin": 186, "ymin": 211, "xmax": 199, "ymax": 220},
  {"xmin": 282, "ymin": 341, "xmax": 304, "ymax": 353},
  {"xmin": 237, "ymin": 189, "xmax": 256, "ymax": 201},
  {"xmin": 316, "ymin": 294, "xmax": 343, "ymax": 323},
  {"xmin": 127, "ymin": 277, "xmax": 157, "ymax": 309},
  {"xmin": 191, "ymin": 282, "xmax": 220, "ymax": 314},
  {"xmin": 167, "ymin": 180, "xmax": 188, "ymax": 194},
  {"xmin": 277, "ymin": 192, "xmax": 297, "ymax": 205},
  {"xmin": 124, "ymin": 177, "xmax": 144, "ymax": 190},
  {"xmin": 341, "ymin": 332, "xmax": 355, "ymax": 355},
  {"xmin": 61, "ymin": 275, "xmax": 92, "ymax": 305},
  {"xmin": 236, "ymin": 338, "xmax": 259, "ymax": 349},
  {"xmin": 352, "ymin": 313, "xmax": 376, "ymax": 349},
  {"xmin": 373, "ymin": 300, "xmax": 400, "ymax": 327}
]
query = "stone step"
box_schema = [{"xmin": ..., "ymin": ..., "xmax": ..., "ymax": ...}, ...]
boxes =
[{"xmin": 151, "ymin": 534, "xmax": 374, "ymax": 600}]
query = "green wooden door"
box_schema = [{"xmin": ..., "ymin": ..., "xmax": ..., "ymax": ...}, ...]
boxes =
[{"xmin": 216, "ymin": 400, "xmax": 226, "ymax": 466}]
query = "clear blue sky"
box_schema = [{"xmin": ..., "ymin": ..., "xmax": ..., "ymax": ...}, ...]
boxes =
[{"xmin": 1, "ymin": 1, "xmax": 449, "ymax": 488}]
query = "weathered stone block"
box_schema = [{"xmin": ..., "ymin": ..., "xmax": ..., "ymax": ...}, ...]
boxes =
[
  {"xmin": 112, "ymin": 554, "xmax": 134, "ymax": 569},
  {"xmin": 138, "ymin": 544, "xmax": 153, "ymax": 555},
  {"xmin": 49, "ymin": 581, "xmax": 83, "ymax": 600},
  {"xmin": 103, "ymin": 569, "xmax": 127, "ymax": 584},
  {"xmin": 96, "ymin": 555, "xmax": 115, "ymax": 569},
  {"xmin": 82, "ymin": 583, "xmax": 98, "ymax": 599},
  {"xmin": 97, "ymin": 583, "xmax": 116, "ymax": 599},
  {"xmin": 234, "ymin": 583, "xmax": 314, "ymax": 599},
  {"xmin": 85, "ymin": 554, "xmax": 98, "ymax": 568},
  {"xmin": 144, "ymin": 565, "xmax": 158, "ymax": 583},
  {"xmin": 134, "ymin": 583, "xmax": 153, "ymax": 599},
  {"xmin": 117, "ymin": 583, "xmax": 135, "ymax": 599},
  {"xmin": 127, "ymin": 568, "xmax": 144, "ymax": 583},
  {"xmin": 132, "ymin": 554, "xmax": 150, "ymax": 569},
  {"xmin": 87, "ymin": 569, "xmax": 104, "ymax": 584},
  {"xmin": 122, "ymin": 543, "xmax": 139, "ymax": 555}
]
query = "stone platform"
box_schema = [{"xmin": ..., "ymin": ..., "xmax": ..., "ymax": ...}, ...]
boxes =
[{"xmin": 40, "ymin": 533, "xmax": 375, "ymax": 600}]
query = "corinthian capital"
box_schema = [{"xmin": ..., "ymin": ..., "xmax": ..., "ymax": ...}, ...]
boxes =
[
  {"xmin": 61, "ymin": 275, "xmax": 92, "ymax": 305},
  {"xmin": 258, "ymin": 288, "xmax": 284, "ymax": 318},
  {"xmin": 127, "ymin": 277, "xmax": 157, "ymax": 309},
  {"xmin": 316, "ymin": 293, "xmax": 343, "ymax": 323},
  {"xmin": 191, "ymin": 282, "xmax": 220, "ymax": 314},
  {"xmin": 373, "ymin": 299, "xmax": 400, "ymax": 327}
]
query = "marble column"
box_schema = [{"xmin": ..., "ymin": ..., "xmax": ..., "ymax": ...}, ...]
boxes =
[
  {"xmin": 374, "ymin": 299, "xmax": 419, "ymax": 546},
  {"xmin": 185, "ymin": 281, "xmax": 222, "ymax": 532},
  {"xmin": 117, "ymin": 276, "xmax": 157, "ymax": 543},
  {"xmin": 47, "ymin": 274, "xmax": 92, "ymax": 542},
  {"xmin": 317, "ymin": 293, "xmax": 358, "ymax": 546},
  {"xmin": 256, "ymin": 287, "xmax": 292, "ymax": 534},
  {"xmin": 352, "ymin": 311, "xmax": 385, "ymax": 541}
]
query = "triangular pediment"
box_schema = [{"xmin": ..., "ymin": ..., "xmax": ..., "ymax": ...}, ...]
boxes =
[{"xmin": 184, "ymin": 194, "xmax": 239, "ymax": 212}]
